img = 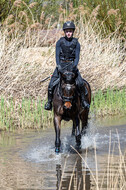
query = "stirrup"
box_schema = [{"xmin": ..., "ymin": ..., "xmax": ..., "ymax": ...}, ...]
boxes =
[{"xmin": 44, "ymin": 102, "xmax": 52, "ymax": 110}]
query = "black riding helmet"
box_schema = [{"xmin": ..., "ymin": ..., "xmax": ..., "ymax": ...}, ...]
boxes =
[{"xmin": 63, "ymin": 21, "xmax": 75, "ymax": 31}]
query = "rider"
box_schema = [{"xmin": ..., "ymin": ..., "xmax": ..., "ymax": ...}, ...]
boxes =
[{"xmin": 44, "ymin": 21, "xmax": 90, "ymax": 110}]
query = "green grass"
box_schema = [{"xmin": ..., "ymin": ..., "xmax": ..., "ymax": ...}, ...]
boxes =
[
  {"xmin": 0, "ymin": 88, "xmax": 125, "ymax": 130},
  {"xmin": 0, "ymin": 97, "xmax": 53, "ymax": 130},
  {"xmin": 91, "ymin": 88, "xmax": 126, "ymax": 117}
]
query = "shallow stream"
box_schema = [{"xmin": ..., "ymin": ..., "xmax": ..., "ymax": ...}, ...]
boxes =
[{"xmin": 0, "ymin": 116, "xmax": 126, "ymax": 190}]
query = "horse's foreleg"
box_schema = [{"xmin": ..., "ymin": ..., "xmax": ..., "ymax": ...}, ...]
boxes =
[
  {"xmin": 54, "ymin": 114, "xmax": 61, "ymax": 153},
  {"xmin": 81, "ymin": 120, "xmax": 88, "ymax": 135},
  {"xmin": 75, "ymin": 117, "xmax": 81, "ymax": 147},
  {"xmin": 72, "ymin": 121, "xmax": 76, "ymax": 136},
  {"xmin": 81, "ymin": 111, "xmax": 88, "ymax": 135}
]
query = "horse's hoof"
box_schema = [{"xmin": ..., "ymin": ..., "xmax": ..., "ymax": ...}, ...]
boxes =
[
  {"xmin": 55, "ymin": 147, "xmax": 60, "ymax": 153},
  {"xmin": 71, "ymin": 131, "xmax": 75, "ymax": 136},
  {"xmin": 81, "ymin": 130, "xmax": 86, "ymax": 136},
  {"xmin": 76, "ymin": 141, "xmax": 81, "ymax": 147},
  {"xmin": 75, "ymin": 143, "xmax": 81, "ymax": 151},
  {"xmin": 76, "ymin": 134, "xmax": 81, "ymax": 149}
]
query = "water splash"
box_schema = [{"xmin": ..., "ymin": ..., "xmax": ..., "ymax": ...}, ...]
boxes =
[
  {"xmin": 81, "ymin": 120, "xmax": 99, "ymax": 149},
  {"xmin": 81, "ymin": 134, "xmax": 98, "ymax": 149},
  {"xmin": 25, "ymin": 145, "xmax": 61, "ymax": 163}
]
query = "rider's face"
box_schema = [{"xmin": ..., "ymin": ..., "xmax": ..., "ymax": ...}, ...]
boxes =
[{"xmin": 64, "ymin": 29, "xmax": 74, "ymax": 38}]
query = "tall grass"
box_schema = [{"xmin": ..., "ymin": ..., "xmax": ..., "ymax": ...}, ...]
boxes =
[
  {"xmin": 1, "ymin": 0, "xmax": 126, "ymax": 37},
  {"xmin": 91, "ymin": 88, "xmax": 126, "ymax": 116},
  {"xmin": 0, "ymin": 88, "xmax": 125, "ymax": 130},
  {"xmin": 75, "ymin": 0, "xmax": 126, "ymax": 36},
  {"xmin": 0, "ymin": 18, "xmax": 125, "ymax": 100},
  {"xmin": 0, "ymin": 97, "xmax": 53, "ymax": 130}
]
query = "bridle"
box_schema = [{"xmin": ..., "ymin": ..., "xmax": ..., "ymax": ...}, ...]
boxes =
[
  {"xmin": 59, "ymin": 72, "xmax": 76, "ymax": 105},
  {"xmin": 61, "ymin": 83, "xmax": 75, "ymax": 103}
]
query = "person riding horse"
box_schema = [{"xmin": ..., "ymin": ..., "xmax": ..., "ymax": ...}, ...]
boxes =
[{"xmin": 44, "ymin": 21, "xmax": 90, "ymax": 110}]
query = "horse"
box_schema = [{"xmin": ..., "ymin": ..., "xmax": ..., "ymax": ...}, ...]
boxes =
[{"xmin": 52, "ymin": 70, "xmax": 91, "ymax": 153}]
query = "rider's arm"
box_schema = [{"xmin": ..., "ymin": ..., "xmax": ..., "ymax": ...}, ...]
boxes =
[
  {"xmin": 74, "ymin": 42, "xmax": 80, "ymax": 67},
  {"xmin": 56, "ymin": 40, "xmax": 60, "ymax": 66}
]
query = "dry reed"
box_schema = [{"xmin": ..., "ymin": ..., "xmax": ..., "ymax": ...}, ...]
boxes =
[
  {"xmin": 57, "ymin": 135, "xmax": 126, "ymax": 190},
  {"xmin": 0, "ymin": 18, "xmax": 125, "ymax": 101}
]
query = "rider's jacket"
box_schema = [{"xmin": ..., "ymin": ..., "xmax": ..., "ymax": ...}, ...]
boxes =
[
  {"xmin": 59, "ymin": 37, "xmax": 78, "ymax": 62},
  {"xmin": 56, "ymin": 37, "xmax": 80, "ymax": 68}
]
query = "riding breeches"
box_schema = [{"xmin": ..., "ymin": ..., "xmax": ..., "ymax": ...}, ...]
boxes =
[
  {"xmin": 48, "ymin": 68, "xmax": 59, "ymax": 90},
  {"xmin": 75, "ymin": 70, "xmax": 84, "ymax": 88}
]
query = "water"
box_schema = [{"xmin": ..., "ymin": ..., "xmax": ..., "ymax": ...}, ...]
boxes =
[{"xmin": 0, "ymin": 117, "xmax": 126, "ymax": 190}]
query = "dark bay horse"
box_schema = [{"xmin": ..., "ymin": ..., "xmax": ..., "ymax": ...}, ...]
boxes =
[{"xmin": 53, "ymin": 71, "xmax": 91, "ymax": 153}]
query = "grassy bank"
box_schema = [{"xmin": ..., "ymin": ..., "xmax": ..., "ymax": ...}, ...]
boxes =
[
  {"xmin": 91, "ymin": 88, "xmax": 126, "ymax": 117},
  {"xmin": 0, "ymin": 97, "xmax": 53, "ymax": 130},
  {"xmin": 0, "ymin": 88, "xmax": 125, "ymax": 130},
  {"xmin": 0, "ymin": 2, "xmax": 126, "ymax": 130}
]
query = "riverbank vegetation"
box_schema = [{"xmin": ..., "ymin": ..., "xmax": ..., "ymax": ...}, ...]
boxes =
[
  {"xmin": 1, "ymin": 0, "xmax": 126, "ymax": 38},
  {"xmin": 0, "ymin": 0, "xmax": 126, "ymax": 130},
  {"xmin": 91, "ymin": 88, "xmax": 126, "ymax": 116},
  {"xmin": 0, "ymin": 87, "xmax": 125, "ymax": 130}
]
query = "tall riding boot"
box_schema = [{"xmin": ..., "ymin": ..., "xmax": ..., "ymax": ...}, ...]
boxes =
[
  {"xmin": 80, "ymin": 86, "xmax": 90, "ymax": 109},
  {"xmin": 44, "ymin": 88, "xmax": 53, "ymax": 110}
]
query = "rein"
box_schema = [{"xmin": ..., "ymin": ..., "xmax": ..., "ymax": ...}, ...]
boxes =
[{"xmin": 58, "ymin": 61, "xmax": 74, "ymax": 71}]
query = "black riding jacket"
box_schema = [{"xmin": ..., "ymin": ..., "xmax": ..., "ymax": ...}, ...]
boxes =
[{"xmin": 56, "ymin": 37, "xmax": 80, "ymax": 68}]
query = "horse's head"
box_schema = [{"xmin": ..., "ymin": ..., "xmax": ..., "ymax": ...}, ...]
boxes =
[{"xmin": 60, "ymin": 71, "xmax": 76, "ymax": 109}]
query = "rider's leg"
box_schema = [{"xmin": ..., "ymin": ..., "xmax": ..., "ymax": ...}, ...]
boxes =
[
  {"xmin": 44, "ymin": 86, "xmax": 53, "ymax": 110},
  {"xmin": 44, "ymin": 68, "xmax": 59, "ymax": 110},
  {"xmin": 76, "ymin": 71, "xmax": 90, "ymax": 109},
  {"xmin": 79, "ymin": 85, "xmax": 90, "ymax": 109}
]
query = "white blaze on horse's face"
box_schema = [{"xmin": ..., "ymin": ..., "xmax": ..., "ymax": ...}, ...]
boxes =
[
  {"xmin": 67, "ymin": 84, "xmax": 71, "ymax": 91},
  {"xmin": 62, "ymin": 83, "xmax": 75, "ymax": 97},
  {"xmin": 64, "ymin": 84, "xmax": 71, "ymax": 96}
]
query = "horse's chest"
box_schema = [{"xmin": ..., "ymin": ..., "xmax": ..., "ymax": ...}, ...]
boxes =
[{"xmin": 62, "ymin": 107, "xmax": 77, "ymax": 120}]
